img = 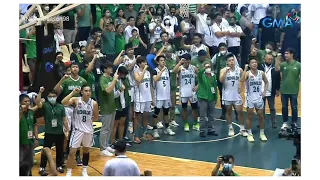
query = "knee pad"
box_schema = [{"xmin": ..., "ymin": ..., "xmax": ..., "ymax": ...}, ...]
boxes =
[
  {"xmin": 181, "ymin": 102, "xmax": 188, "ymax": 109},
  {"xmin": 152, "ymin": 108, "xmax": 161, "ymax": 118},
  {"xmin": 191, "ymin": 103, "xmax": 198, "ymax": 109},
  {"xmin": 163, "ymin": 108, "xmax": 169, "ymax": 115}
]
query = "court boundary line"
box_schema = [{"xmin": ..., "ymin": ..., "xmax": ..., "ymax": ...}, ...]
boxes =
[{"xmin": 152, "ymin": 119, "xmax": 241, "ymax": 144}]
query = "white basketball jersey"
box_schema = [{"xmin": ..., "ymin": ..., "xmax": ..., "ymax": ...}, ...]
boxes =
[
  {"xmin": 190, "ymin": 44, "xmax": 207, "ymax": 59},
  {"xmin": 73, "ymin": 97, "xmax": 94, "ymax": 134},
  {"xmin": 222, "ymin": 67, "xmax": 242, "ymax": 101},
  {"xmin": 155, "ymin": 67, "xmax": 171, "ymax": 101},
  {"xmin": 246, "ymin": 70, "xmax": 263, "ymax": 102},
  {"xmin": 134, "ymin": 69, "xmax": 152, "ymax": 103},
  {"xmin": 179, "ymin": 65, "xmax": 196, "ymax": 98}
]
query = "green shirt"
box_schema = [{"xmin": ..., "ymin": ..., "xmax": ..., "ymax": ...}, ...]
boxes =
[
  {"xmin": 130, "ymin": 36, "xmax": 140, "ymax": 47},
  {"xmin": 42, "ymin": 102, "xmax": 66, "ymax": 134},
  {"xmin": 155, "ymin": 42, "xmax": 176, "ymax": 53},
  {"xmin": 217, "ymin": 170, "xmax": 240, "ymax": 176},
  {"xmin": 115, "ymin": 34, "xmax": 126, "ymax": 54},
  {"xmin": 99, "ymin": 75, "xmax": 116, "ymax": 114},
  {"xmin": 26, "ymin": 35, "xmax": 36, "ymax": 58},
  {"xmin": 191, "ymin": 57, "xmax": 211, "ymax": 70},
  {"xmin": 214, "ymin": 54, "xmax": 228, "ymax": 80},
  {"xmin": 80, "ymin": 70, "xmax": 96, "ymax": 99},
  {"xmin": 280, "ymin": 60, "xmax": 301, "ymax": 95},
  {"xmin": 102, "ymin": 31, "xmax": 116, "ymax": 55},
  {"xmin": 94, "ymin": 5, "xmax": 102, "ymax": 27},
  {"xmin": 20, "ymin": 110, "xmax": 36, "ymax": 145},
  {"xmin": 106, "ymin": 4, "xmax": 119, "ymax": 19},
  {"xmin": 197, "ymin": 69, "xmax": 218, "ymax": 102},
  {"xmin": 76, "ymin": 5, "xmax": 91, "ymax": 27},
  {"xmin": 61, "ymin": 76, "xmax": 87, "ymax": 99},
  {"xmin": 166, "ymin": 58, "xmax": 177, "ymax": 91}
]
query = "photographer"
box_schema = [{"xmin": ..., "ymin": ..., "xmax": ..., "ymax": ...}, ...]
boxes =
[
  {"xmin": 282, "ymin": 159, "xmax": 301, "ymax": 176},
  {"xmin": 211, "ymin": 155, "xmax": 239, "ymax": 176}
]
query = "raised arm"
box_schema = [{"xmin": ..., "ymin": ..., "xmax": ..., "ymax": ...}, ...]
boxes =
[
  {"xmin": 219, "ymin": 67, "xmax": 228, "ymax": 83},
  {"xmin": 85, "ymin": 54, "xmax": 98, "ymax": 74},
  {"xmin": 172, "ymin": 59, "xmax": 183, "ymax": 73},
  {"xmin": 104, "ymin": 73, "xmax": 119, "ymax": 94},
  {"xmin": 53, "ymin": 74, "xmax": 69, "ymax": 95},
  {"xmin": 180, "ymin": 36, "xmax": 191, "ymax": 50},
  {"xmin": 240, "ymin": 65, "xmax": 249, "ymax": 82},
  {"xmin": 134, "ymin": 65, "xmax": 148, "ymax": 83},
  {"xmin": 35, "ymin": 87, "xmax": 45, "ymax": 109},
  {"xmin": 61, "ymin": 88, "xmax": 80, "ymax": 106},
  {"xmin": 153, "ymin": 67, "xmax": 166, "ymax": 82},
  {"xmin": 113, "ymin": 50, "xmax": 125, "ymax": 66}
]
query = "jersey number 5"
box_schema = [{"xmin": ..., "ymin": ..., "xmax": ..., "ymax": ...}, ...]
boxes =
[
  {"xmin": 82, "ymin": 116, "xmax": 87, "ymax": 122},
  {"xmin": 163, "ymin": 81, "xmax": 166, "ymax": 87}
]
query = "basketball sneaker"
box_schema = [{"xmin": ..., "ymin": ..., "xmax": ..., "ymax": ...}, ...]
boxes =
[
  {"xmin": 193, "ymin": 123, "xmax": 200, "ymax": 131},
  {"xmin": 164, "ymin": 127, "xmax": 176, "ymax": 135},
  {"xmin": 82, "ymin": 169, "xmax": 89, "ymax": 176},
  {"xmin": 260, "ymin": 133, "xmax": 268, "ymax": 141},
  {"xmin": 106, "ymin": 146, "xmax": 115, "ymax": 153},
  {"xmin": 247, "ymin": 134, "xmax": 255, "ymax": 142},
  {"xmin": 228, "ymin": 127, "xmax": 235, "ymax": 136},
  {"xmin": 170, "ymin": 120, "xmax": 179, "ymax": 127},
  {"xmin": 100, "ymin": 150, "xmax": 113, "ymax": 157},
  {"xmin": 153, "ymin": 129, "xmax": 160, "ymax": 138},
  {"xmin": 184, "ymin": 123, "xmax": 190, "ymax": 132},
  {"xmin": 147, "ymin": 124, "xmax": 154, "ymax": 130},
  {"xmin": 157, "ymin": 121, "xmax": 164, "ymax": 129},
  {"xmin": 240, "ymin": 130, "xmax": 248, "ymax": 137}
]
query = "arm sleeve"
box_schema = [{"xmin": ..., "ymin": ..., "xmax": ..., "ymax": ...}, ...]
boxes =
[
  {"xmin": 132, "ymin": 161, "xmax": 141, "ymax": 176},
  {"xmin": 103, "ymin": 163, "xmax": 110, "ymax": 176}
]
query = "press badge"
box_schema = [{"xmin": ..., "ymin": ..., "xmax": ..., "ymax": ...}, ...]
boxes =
[
  {"xmin": 96, "ymin": 68, "xmax": 102, "ymax": 74},
  {"xmin": 211, "ymin": 87, "xmax": 215, "ymax": 94},
  {"xmin": 27, "ymin": 131, "xmax": 33, "ymax": 139},
  {"xmin": 52, "ymin": 119, "xmax": 58, "ymax": 128}
]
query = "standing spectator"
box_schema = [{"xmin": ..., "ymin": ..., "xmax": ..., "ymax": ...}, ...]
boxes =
[
  {"xmin": 249, "ymin": 4, "xmax": 269, "ymax": 39},
  {"xmin": 124, "ymin": 16, "xmax": 139, "ymax": 44},
  {"xmin": 239, "ymin": 6, "xmax": 253, "ymax": 69},
  {"xmin": 227, "ymin": 16, "xmax": 244, "ymax": 58},
  {"xmin": 103, "ymin": 140, "xmax": 140, "ymax": 176},
  {"xmin": 136, "ymin": 11, "xmax": 150, "ymax": 55},
  {"xmin": 114, "ymin": 9, "xmax": 127, "ymax": 26},
  {"xmin": 257, "ymin": 42, "xmax": 276, "ymax": 66},
  {"xmin": 203, "ymin": 15, "xmax": 215, "ymax": 57},
  {"xmin": 129, "ymin": 29, "xmax": 147, "ymax": 54},
  {"xmin": 180, "ymin": 16, "xmax": 195, "ymax": 45},
  {"xmin": 229, "ymin": 4, "xmax": 241, "ymax": 23},
  {"xmin": 162, "ymin": 6, "xmax": 179, "ymax": 32},
  {"xmin": 26, "ymin": 27, "xmax": 37, "ymax": 86},
  {"xmin": 70, "ymin": 42, "xmax": 83, "ymax": 65},
  {"xmin": 115, "ymin": 24, "xmax": 126, "ymax": 55},
  {"xmin": 155, "ymin": 7, "xmax": 165, "ymax": 20},
  {"xmin": 36, "ymin": 88, "xmax": 69, "ymax": 176},
  {"xmin": 62, "ymin": 9, "xmax": 77, "ymax": 44},
  {"xmin": 258, "ymin": 7, "xmax": 278, "ymax": 49},
  {"xmin": 221, "ymin": 9, "xmax": 230, "ymax": 27},
  {"xmin": 191, "ymin": 50, "xmax": 211, "ymax": 70},
  {"xmin": 275, "ymin": 48, "xmax": 300, "ymax": 130},
  {"xmin": 99, "ymin": 61, "xmax": 119, "ymax": 157},
  {"xmin": 101, "ymin": 23, "xmax": 116, "ymax": 62},
  {"xmin": 105, "ymin": 4, "xmax": 120, "ymax": 19},
  {"xmin": 54, "ymin": 52, "xmax": 68, "ymax": 81},
  {"xmin": 180, "ymin": 33, "xmax": 210, "ymax": 60},
  {"xmin": 197, "ymin": 61, "xmax": 218, "ymax": 137},
  {"xmin": 163, "ymin": 17, "xmax": 175, "ymax": 39},
  {"xmin": 100, "ymin": 9, "xmax": 114, "ymax": 30},
  {"xmin": 76, "ymin": 4, "xmax": 92, "ymax": 41},
  {"xmin": 259, "ymin": 54, "xmax": 280, "ymax": 129},
  {"xmin": 194, "ymin": 4, "xmax": 208, "ymax": 35},
  {"xmin": 124, "ymin": 4, "xmax": 138, "ymax": 20},
  {"xmin": 80, "ymin": 55, "xmax": 97, "ymax": 100},
  {"xmin": 19, "ymin": 94, "xmax": 39, "ymax": 176},
  {"xmin": 149, "ymin": 18, "xmax": 166, "ymax": 45},
  {"xmin": 212, "ymin": 13, "xmax": 229, "ymax": 57},
  {"xmin": 93, "ymin": 5, "xmax": 103, "ymax": 28}
]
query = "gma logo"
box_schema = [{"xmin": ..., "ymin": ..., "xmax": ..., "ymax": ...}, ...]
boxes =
[{"xmin": 262, "ymin": 18, "xmax": 294, "ymax": 28}]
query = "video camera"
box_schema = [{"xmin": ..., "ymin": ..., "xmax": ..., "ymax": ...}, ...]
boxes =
[
  {"xmin": 287, "ymin": 124, "xmax": 301, "ymax": 159},
  {"xmin": 219, "ymin": 155, "xmax": 234, "ymax": 176}
]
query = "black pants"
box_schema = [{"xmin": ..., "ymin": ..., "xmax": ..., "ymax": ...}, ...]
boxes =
[
  {"xmin": 40, "ymin": 133, "xmax": 65, "ymax": 168},
  {"xmin": 76, "ymin": 26, "xmax": 91, "ymax": 42},
  {"xmin": 228, "ymin": 46, "xmax": 240, "ymax": 57},
  {"xmin": 208, "ymin": 46, "xmax": 219, "ymax": 58},
  {"xmin": 20, "ymin": 144, "xmax": 34, "ymax": 176},
  {"xmin": 240, "ymin": 36, "xmax": 252, "ymax": 69},
  {"xmin": 217, "ymin": 81, "xmax": 226, "ymax": 116}
]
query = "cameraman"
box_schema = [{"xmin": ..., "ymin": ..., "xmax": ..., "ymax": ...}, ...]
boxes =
[
  {"xmin": 282, "ymin": 159, "xmax": 301, "ymax": 176},
  {"xmin": 212, "ymin": 155, "xmax": 239, "ymax": 176}
]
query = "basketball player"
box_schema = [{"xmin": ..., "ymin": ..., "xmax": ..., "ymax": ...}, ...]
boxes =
[
  {"xmin": 240, "ymin": 59, "xmax": 269, "ymax": 142},
  {"xmin": 133, "ymin": 56, "xmax": 153, "ymax": 143},
  {"xmin": 53, "ymin": 62, "xmax": 87, "ymax": 165},
  {"xmin": 219, "ymin": 54, "xmax": 248, "ymax": 137},
  {"xmin": 152, "ymin": 55, "xmax": 175, "ymax": 138},
  {"xmin": 61, "ymin": 85, "xmax": 99, "ymax": 176},
  {"xmin": 172, "ymin": 53, "xmax": 199, "ymax": 132}
]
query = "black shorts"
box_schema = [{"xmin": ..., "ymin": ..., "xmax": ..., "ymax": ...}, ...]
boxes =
[{"xmin": 115, "ymin": 107, "xmax": 128, "ymax": 120}]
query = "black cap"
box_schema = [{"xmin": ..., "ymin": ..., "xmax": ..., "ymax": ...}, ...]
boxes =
[
  {"xmin": 113, "ymin": 140, "xmax": 127, "ymax": 153},
  {"xmin": 198, "ymin": 50, "xmax": 207, "ymax": 57},
  {"xmin": 182, "ymin": 53, "xmax": 191, "ymax": 60}
]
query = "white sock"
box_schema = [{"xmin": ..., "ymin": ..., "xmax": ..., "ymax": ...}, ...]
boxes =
[
  {"xmin": 228, "ymin": 124, "xmax": 233, "ymax": 129},
  {"xmin": 260, "ymin": 129, "xmax": 265, "ymax": 134},
  {"xmin": 247, "ymin": 129, "xmax": 252, "ymax": 135},
  {"xmin": 67, "ymin": 168, "xmax": 72, "ymax": 173},
  {"xmin": 240, "ymin": 125, "xmax": 245, "ymax": 130}
]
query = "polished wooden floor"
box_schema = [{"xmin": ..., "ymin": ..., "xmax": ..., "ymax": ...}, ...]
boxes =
[{"xmin": 32, "ymin": 148, "xmax": 274, "ymax": 176}]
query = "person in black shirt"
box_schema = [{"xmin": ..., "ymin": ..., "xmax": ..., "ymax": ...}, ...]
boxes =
[
  {"xmin": 136, "ymin": 11, "xmax": 150, "ymax": 56},
  {"xmin": 258, "ymin": 7, "xmax": 279, "ymax": 49},
  {"xmin": 70, "ymin": 42, "xmax": 84, "ymax": 66},
  {"xmin": 62, "ymin": 9, "xmax": 77, "ymax": 44}
]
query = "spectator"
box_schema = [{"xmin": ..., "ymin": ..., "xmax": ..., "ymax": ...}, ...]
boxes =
[
  {"xmin": 212, "ymin": 155, "xmax": 239, "ymax": 176},
  {"xmin": 227, "ymin": 16, "xmax": 244, "ymax": 58},
  {"xmin": 191, "ymin": 50, "xmax": 211, "ymax": 70},
  {"xmin": 155, "ymin": 6, "xmax": 165, "ymax": 20},
  {"xmin": 99, "ymin": 61, "xmax": 118, "ymax": 157},
  {"xmin": 124, "ymin": 4, "xmax": 138, "ymax": 20},
  {"xmin": 70, "ymin": 42, "xmax": 83, "ymax": 65},
  {"xmin": 180, "ymin": 16, "xmax": 195, "ymax": 45},
  {"xmin": 152, "ymin": 32, "xmax": 173, "ymax": 54},
  {"xmin": 80, "ymin": 55, "xmax": 98, "ymax": 100},
  {"xmin": 26, "ymin": 26, "xmax": 37, "ymax": 85},
  {"xmin": 239, "ymin": 6, "xmax": 253, "ymax": 69},
  {"xmin": 149, "ymin": 18, "xmax": 166, "ymax": 45},
  {"xmin": 197, "ymin": 61, "xmax": 218, "ymax": 137},
  {"xmin": 275, "ymin": 48, "xmax": 300, "ymax": 130},
  {"xmin": 162, "ymin": 6, "xmax": 179, "ymax": 32},
  {"xmin": 258, "ymin": 7, "xmax": 278, "ymax": 49},
  {"xmin": 129, "ymin": 29, "xmax": 147, "ymax": 52},
  {"xmin": 212, "ymin": 13, "xmax": 229, "ymax": 57},
  {"xmin": 115, "ymin": 24, "xmax": 126, "ymax": 55},
  {"xmin": 54, "ymin": 52, "xmax": 67, "ymax": 80},
  {"xmin": 257, "ymin": 41, "xmax": 276, "ymax": 66},
  {"xmin": 76, "ymin": 4, "xmax": 92, "ymax": 41},
  {"xmin": 163, "ymin": 17, "xmax": 175, "ymax": 39},
  {"xmin": 180, "ymin": 33, "xmax": 210, "ymax": 60},
  {"xmin": 35, "ymin": 88, "xmax": 68, "ymax": 176},
  {"xmin": 229, "ymin": 4, "xmax": 241, "ymax": 23},
  {"xmin": 93, "ymin": 5, "xmax": 103, "ymax": 28},
  {"xmin": 194, "ymin": 4, "xmax": 208, "ymax": 35},
  {"xmin": 19, "ymin": 94, "xmax": 39, "ymax": 176},
  {"xmin": 221, "ymin": 9, "xmax": 230, "ymax": 27},
  {"xmin": 249, "ymin": 4, "xmax": 269, "ymax": 39},
  {"xmin": 202, "ymin": 15, "xmax": 215, "ymax": 57},
  {"xmin": 62, "ymin": 8, "xmax": 77, "ymax": 44},
  {"xmin": 87, "ymin": 27, "xmax": 102, "ymax": 47},
  {"xmin": 136, "ymin": 11, "xmax": 150, "ymax": 55},
  {"xmin": 114, "ymin": 9, "xmax": 127, "ymax": 26},
  {"xmin": 100, "ymin": 9, "xmax": 114, "ymax": 31},
  {"xmin": 124, "ymin": 16, "xmax": 139, "ymax": 44},
  {"xmin": 259, "ymin": 54, "xmax": 280, "ymax": 129},
  {"xmin": 101, "ymin": 23, "xmax": 116, "ymax": 61},
  {"xmin": 103, "ymin": 140, "xmax": 140, "ymax": 176}
]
